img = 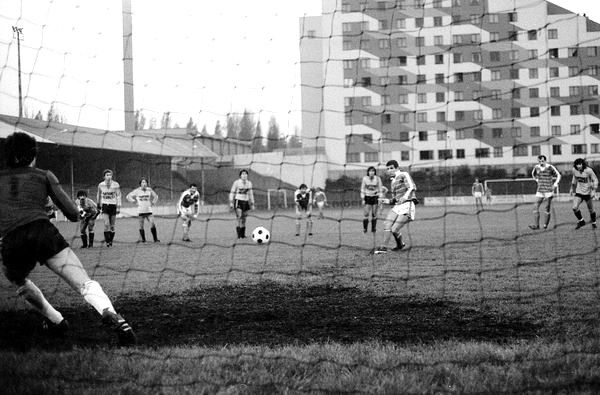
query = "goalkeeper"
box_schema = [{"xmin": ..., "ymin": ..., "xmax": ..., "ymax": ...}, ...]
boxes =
[{"xmin": 75, "ymin": 190, "xmax": 99, "ymax": 248}]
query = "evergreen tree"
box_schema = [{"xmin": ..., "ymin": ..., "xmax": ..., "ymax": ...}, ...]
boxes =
[
  {"xmin": 185, "ymin": 116, "xmax": 198, "ymax": 132},
  {"xmin": 239, "ymin": 109, "xmax": 255, "ymax": 142},
  {"xmin": 214, "ymin": 120, "xmax": 223, "ymax": 137},
  {"xmin": 161, "ymin": 112, "xmax": 172, "ymax": 129},
  {"xmin": 134, "ymin": 110, "xmax": 146, "ymax": 130},
  {"xmin": 252, "ymin": 120, "xmax": 264, "ymax": 152},
  {"xmin": 201, "ymin": 124, "xmax": 208, "ymax": 136},
  {"xmin": 149, "ymin": 117, "xmax": 157, "ymax": 129},
  {"xmin": 34, "ymin": 110, "xmax": 43, "ymax": 120},
  {"xmin": 287, "ymin": 126, "xmax": 302, "ymax": 148},
  {"xmin": 267, "ymin": 116, "xmax": 282, "ymax": 151},
  {"xmin": 226, "ymin": 113, "xmax": 241, "ymax": 139}
]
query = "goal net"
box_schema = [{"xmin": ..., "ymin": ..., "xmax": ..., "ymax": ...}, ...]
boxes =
[{"xmin": 1, "ymin": 0, "xmax": 600, "ymax": 392}]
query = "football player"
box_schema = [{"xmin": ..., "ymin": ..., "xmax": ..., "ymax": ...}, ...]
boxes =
[
  {"xmin": 97, "ymin": 169, "xmax": 121, "ymax": 247},
  {"xmin": 471, "ymin": 178, "xmax": 484, "ymax": 212},
  {"xmin": 229, "ymin": 170, "xmax": 255, "ymax": 239},
  {"xmin": 177, "ymin": 183, "xmax": 200, "ymax": 242},
  {"xmin": 570, "ymin": 158, "xmax": 598, "ymax": 229},
  {"xmin": 294, "ymin": 183, "xmax": 313, "ymax": 236},
  {"xmin": 373, "ymin": 160, "xmax": 417, "ymax": 254},
  {"xmin": 529, "ymin": 155, "xmax": 561, "ymax": 230},
  {"xmin": 313, "ymin": 187, "xmax": 327, "ymax": 219},
  {"xmin": 0, "ymin": 132, "xmax": 135, "ymax": 345},
  {"xmin": 361, "ymin": 166, "xmax": 383, "ymax": 233},
  {"xmin": 76, "ymin": 190, "xmax": 99, "ymax": 248},
  {"xmin": 126, "ymin": 178, "xmax": 159, "ymax": 243}
]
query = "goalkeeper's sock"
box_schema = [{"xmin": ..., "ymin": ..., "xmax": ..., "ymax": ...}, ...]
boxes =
[
  {"xmin": 591, "ymin": 211, "xmax": 597, "ymax": 223},
  {"xmin": 139, "ymin": 229, "xmax": 146, "ymax": 242},
  {"xmin": 17, "ymin": 279, "xmax": 64, "ymax": 324},
  {"xmin": 103, "ymin": 231, "xmax": 110, "ymax": 245},
  {"xmin": 241, "ymin": 227, "xmax": 246, "ymax": 238},
  {"xmin": 80, "ymin": 233, "xmax": 88, "ymax": 248},
  {"xmin": 363, "ymin": 219, "xmax": 369, "ymax": 232},
  {"xmin": 236, "ymin": 226, "xmax": 241, "ymax": 238},
  {"xmin": 88, "ymin": 232, "xmax": 94, "ymax": 247},
  {"xmin": 80, "ymin": 280, "xmax": 115, "ymax": 315},
  {"xmin": 371, "ymin": 219, "xmax": 377, "ymax": 232},
  {"xmin": 150, "ymin": 226, "xmax": 159, "ymax": 242},
  {"xmin": 110, "ymin": 231, "xmax": 115, "ymax": 243},
  {"xmin": 574, "ymin": 209, "xmax": 583, "ymax": 220}
]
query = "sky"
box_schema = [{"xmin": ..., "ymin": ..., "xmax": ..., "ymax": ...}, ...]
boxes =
[{"xmin": 0, "ymin": 0, "xmax": 599, "ymax": 135}]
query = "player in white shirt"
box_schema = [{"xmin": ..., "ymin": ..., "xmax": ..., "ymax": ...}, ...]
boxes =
[
  {"xmin": 471, "ymin": 178, "xmax": 484, "ymax": 212},
  {"xmin": 374, "ymin": 160, "xmax": 417, "ymax": 254},
  {"xmin": 177, "ymin": 183, "xmax": 200, "ymax": 242},
  {"xmin": 570, "ymin": 158, "xmax": 598, "ymax": 229},
  {"xmin": 96, "ymin": 169, "xmax": 121, "ymax": 247},
  {"xmin": 229, "ymin": 170, "xmax": 255, "ymax": 239},
  {"xmin": 361, "ymin": 166, "xmax": 383, "ymax": 233},
  {"xmin": 313, "ymin": 187, "xmax": 327, "ymax": 219},
  {"xmin": 126, "ymin": 178, "xmax": 160, "ymax": 243}
]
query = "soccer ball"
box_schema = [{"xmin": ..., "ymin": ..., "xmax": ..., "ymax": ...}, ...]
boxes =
[{"xmin": 251, "ymin": 226, "xmax": 270, "ymax": 244}]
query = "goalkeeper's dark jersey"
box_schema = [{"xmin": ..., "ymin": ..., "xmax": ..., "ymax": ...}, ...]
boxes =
[{"xmin": 0, "ymin": 167, "xmax": 79, "ymax": 235}]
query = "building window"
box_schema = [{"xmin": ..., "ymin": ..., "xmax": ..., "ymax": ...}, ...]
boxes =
[
  {"xmin": 437, "ymin": 130, "xmax": 447, "ymax": 140},
  {"xmin": 490, "ymin": 32, "xmax": 499, "ymax": 42},
  {"xmin": 512, "ymin": 145, "xmax": 527, "ymax": 157},
  {"xmin": 471, "ymin": 34, "xmax": 481, "ymax": 43},
  {"xmin": 474, "ymin": 128, "xmax": 483, "ymax": 138},
  {"xmin": 438, "ymin": 149, "xmax": 452, "ymax": 160},
  {"xmin": 342, "ymin": 23, "xmax": 352, "ymax": 32},
  {"xmin": 489, "ymin": 14, "xmax": 498, "ymax": 23},
  {"xmin": 512, "ymin": 88, "xmax": 521, "ymax": 99},
  {"xmin": 492, "ymin": 128, "xmax": 503, "ymax": 138},
  {"xmin": 380, "ymin": 58, "xmax": 390, "ymax": 68},
  {"xmin": 434, "ymin": 35, "xmax": 444, "ymax": 45},
  {"xmin": 474, "ymin": 110, "xmax": 483, "ymax": 120},
  {"xmin": 570, "ymin": 124, "xmax": 581, "ymax": 135},
  {"xmin": 416, "ymin": 55, "xmax": 425, "ymax": 65},
  {"xmin": 530, "ymin": 107, "xmax": 539, "ymax": 117},
  {"xmin": 588, "ymin": 47, "xmax": 598, "ymax": 57},
  {"xmin": 589, "ymin": 104, "xmax": 600, "ymax": 115},
  {"xmin": 531, "ymin": 145, "xmax": 541, "ymax": 156},
  {"xmin": 455, "ymin": 72, "xmax": 464, "ymax": 83},
  {"xmin": 434, "ymin": 16, "xmax": 443, "ymax": 26},
  {"xmin": 378, "ymin": 20, "xmax": 389, "ymax": 30},
  {"xmin": 548, "ymin": 29, "xmax": 558, "ymax": 39},
  {"xmin": 401, "ymin": 151, "xmax": 410, "ymax": 161},
  {"xmin": 417, "ymin": 112, "xmax": 428, "ymax": 122},
  {"xmin": 569, "ymin": 66, "xmax": 579, "ymax": 77},
  {"xmin": 382, "ymin": 113, "xmax": 391, "ymax": 123},
  {"xmin": 453, "ymin": 34, "xmax": 463, "ymax": 44},
  {"xmin": 361, "ymin": 96, "xmax": 371, "ymax": 106},
  {"xmin": 591, "ymin": 144, "xmax": 599, "ymax": 154},
  {"xmin": 453, "ymin": 53, "xmax": 463, "ymax": 63},
  {"xmin": 550, "ymin": 87, "xmax": 560, "ymax": 97},
  {"xmin": 472, "ymin": 90, "xmax": 482, "ymax": 101},
  {"xmin": 435, "ymin": 73, "xmax": 445, "ymax": 83},
  {"xmin": 343, "ymin": 78, "xmax": 354, "ymax": 87},
  {"xmin": 475, "ymin": 148, "xmax": 489, "ymax": 158},
  {"xmin": 511, "ymin": 127, "xmax": 522, "ymax": 137},
  {"xmin": 398, "ymin": 56, "xmax": 407, "ymax": 66},
  {"xmin": 454, "ymin": 91, "xmax": 463, "ymax": 101},
  {"xmin": 365, "ymin": 152, "xmax": 379, "ymax": 162},
  {"xmin": 552, "ymin": 145, "xmax": 562, "ymax": 155},
  {"xmin": 360, "ymin": 77, "xmax": 371, "ymax": 87},
  {"xmin": 491, "ymin": 71, "xmax": 501, "ymax": 81},
  {"xmin": 569, "ymin": 86, "xmax": 580, "ymax": 97},
  {"xmin": 510, "ymin": 69, "xmax": 520, "ymax": 79},
  {"xmin": 568, "ymin": 47, "xmax": 579, "ymax": 57},
  {"xmin": 528, "ymin": 49, "xmax": 538, "ymax": 59},
  {"xmin": 382, "ymin": 95, "xmax": 391, "ymax": 105},
  {"xmin": 416, "ymin": 74, "xmax": 426, "ymax": 84},
  {"xmin": 472, "ymin": 52, "xmax": 481, "ymax": 62},
  {"xmin": 417, "ymin": 93, "xmax": 427, "ymax": 103},
  {"xmin": 528, "ymin": 68, "xmax": 538, "ymax": 79},
  {"xmin": 436, "ymin": 92, "xmax": 445, "ymax": 103},
  {"xmin": 343, "ymin": 40, "xmax": 352, "ymax": 50},
  {"xmin": 493, "ymin": 147, "xmax": 503, "ymax": 158},
  {"xmin": 415, "ymin": 17, "xmax": 424, "ymax": 28},
  {"xmin": 572, "ymin": 144, "xmax": 587, "ymax": 154},
  {"xmin": 509, "ymin": 50, "xmax": 519, "ymax": 60},
  {"xmin": 588, "ymin": 85, "xmax": 599, "ymax": 96},
  {"xmin": 549, "ymin": 48, "xmax": 559, "ymax": 58},
  {"xmin": 530, "ymin": 126, "xmax": 540, "ymax": 137},
  {"xmin": 415, "ymin": 37, "xmax": 425, "ymax": 47},
  {"xmin": 345, "ymin": 112, "xmax": 352, "ymax": 125},
  {"xmin": 511, "ymin": 108, "xmax": 521, "ymax": 118},
  {"xmin": 589, "ymin": 66, "xmax": 599, "ymax": 76},
  {"xmin": 399, "ymin": 112, "xmax": 410, "ymax": 123},
  {"xmin": 398, "ymin": 94, "xmax": 408, "ymax": 104},
  {"xmin": 528, "ymin": 30, "xmax": 537, "ymax": 40},
  {"xmin": 397, "ymin": 37, "xmax": 407, "ymax": 47},
  {"xmin": 419, "ymin": 150, "xmax": 434, "ymax": 160},
  {"xmin": 492, "ymin": 109, "xmax": 503, "ymax": 119},
  {"xmin": 455, "ymin": 111, "xmax": 465, "ymax": 121},
  {"xmin": 343, "ymin": 60, "xmax": 356, "ymax": 70},
  {"xmin": 380, "ymin": 76, "xmax": 390, "ymax": 86},
  {"xmin": 456, "ymin": 149, "xmax": 465, "ymax": 158},
  {"xmin": 470, "ymin": 15, "xmax": 481, "ymax": 25},
  {"xmin": 570, "ymin": 105, "xmax": 580, "ymax": 115},
  {"xmin": 508, "ymin": 31, "xmax": 518, "ymax": 41},
  {"xmin": 435, "ymin": 54, "xmax": 444, "ymax": 64},
  {"xmin": 550, "ymin": 106, "xmax": 561, "ymax": 116},
  {"xmin": 347, "ymin": 152, "xmax": 361, "ymax": 163},
  {"xmin": 437, "ymin": 112, "xmax": 446, "ymax": 122},
  {"xmin": 551, "ymin": 125, "xmax": 561, "ymax": 136},
  {"xmin": 508, "ymin": 12, "xmax": 517, "ymax": 22},
  {"xmin": 529, "ymin": 88, "xmax": 539, "ymax": 98},
  {"xmin": 472, "ymin": 72, "xmax": 482, "ymax": 82},
  {"xmin": 418, "ymin": 131, "xmax": 428, "ymax": 141},
  {"xmin": 360, "ymin": 39, "xmax": 370, "ymax": 49},
  {"xmin": 378, "ymin": 39, "xmax": 390, "ymax": 48},
  {"xmin": 490, "ymin": 52, "xmax": 500, "ymax": 62},
  {"xmin": 549, "ymin": 67, "xmax": 559, "ymax": 77},
  {"xmin": 396, "ymin": 18, "xmax": 406, "ymax": 29},
  {"xmin": 363, "ymin": 115, "xmax": 373, "ymax": 124}
]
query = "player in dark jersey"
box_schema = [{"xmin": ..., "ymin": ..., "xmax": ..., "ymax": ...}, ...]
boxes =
[
  {"xmin": 570, "ymin": 158, "xmax": 598, "ymax": 229},
  {"xmin": 0, "ymin": 132, "xmax": 135, "ymax": 345},
  {"xmin": 295, "ymin": 183, "xmax": 313, "ymax": 236},
  {"xmin": 76, "ymin": 190, "xmax": 99, "ymax": 248}
]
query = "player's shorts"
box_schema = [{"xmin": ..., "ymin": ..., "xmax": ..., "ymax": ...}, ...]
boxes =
[
  {"xmin": 1, "ymin": 219, "xmax": 69, "ymax": 284},
  {"xmin": 138, "ymin": 212, "xmax": 153, "ymax": 218},
  {"xmin": 316, "ymin": 201, "xmax": 325, "ymax": 209},
  {"xmin": 574, "ymin": 193, "xmax": 592, "ymax": 202},
  {"xmin": 235, "ymin": 200, "xmax": 251, "ymax": 212},
  {"xmin": 391, "ymin": 201, "xmax": 415, "ymax": 221},
  {"xmin": 535, "ymin": 191, "xmax": 554, "ymax": 199},
  {"xmin": 364, "ymin": 195, "xmax": 379, "ymax": 205},
  {"xmin": 179, "ymin": 206, "xmax": 195, "ymax": 220},
  {"xmin": 473, "ymin": 192, "xmax": 483, "ymax": 199},
  {"xmin": 101, "ymin": 204, "xmax": 118, "ymax": 216}
]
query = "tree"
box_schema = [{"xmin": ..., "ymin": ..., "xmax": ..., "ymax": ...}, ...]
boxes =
[
  {"xmin": 47, "ymin": 104, "xmax": 66, "ymax": 123},
  {"xmin": 185, "ymin": 117, "xmax": 198, "ymax": 132},
  {"xmin": 266, "ymin": 116, "xmax": 283, "ymax": 151},
  {"xmin": 226, "ymin": 113, "xmax": 241, "ymax": 139},
  {"xmin": 134, "ymin": 110, "xmax": 146, "ymax": 130},
  {"xmin": 148, "ymin": 117, "xmax": 157, "ymax": 129},
  {"xmin": 252, "ymin": 120, "xmax": 264, "ymax": 152},
  {"xmin": 200, "ymin": 124, "xmax": 208, "ymax": 136},
  {"xmin": 287, "ymin": 126, "xmax": 302, "ymax": 148},
  {"xmin": 214, "ymin": 120, "xmax": 223, "ymax": 137},
  {"xmin": 34, "ymin": 111, "xmax": 43, "ymax": 120},
  {"xmin": 161, "ymin": 112, "xmax": 172, "ymax": 129},
  {"xmin": 238, "ymin": 109, "xmax": 255, "ymax": 142}
]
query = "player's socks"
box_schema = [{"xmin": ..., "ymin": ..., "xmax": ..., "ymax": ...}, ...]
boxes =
[
  {"xmin": 295, "ymin": 222, "xmax": 300, "ymax": 236},
  {"xmin": 80, "ymin": 233, "xmax": 88, "ymax": 248},
  {"xmin": 88, "ymin": 232, "xmax": 94, "ymax": 247},
  {"xmin": 363, "ymin": 219, "xmax": 369, "ymax": 233},
  {"xmin": 371, "ymin": 219, "xmax": 377, "ymax": 232},
  {"xmin": 392, "ymin": 233, "xmax": 405, "ymax": 250},
  {"xmin": 241, "ymin": 227, "xmax": 246, "ymax": 238},
  {"xmin": 591, "ymin": 212, "xmax": 597, "ymax": 223},
  {"xmin": 151, "ymin": 226, "xmax": 159, "ymax": 242},
  {"xmin": 574, "ymin": 209, "xmax": 583, "ymax": 220},
  {"xmin": 17, "ymin": 279, "xmax": 64, "ymax": 324},
  {"xmin": 307, "ymin": 221, "xmax": 313, "ymax": 236},
  {"xmin": 80, "ymin": 280, "xmax": 116, "ymax": 315},
  {"xmin": 139, "ymin": 229, "xmax": 146, "ymax": 242},
  {"xmin": 103, "ymin": 231, "xmax": 111, "ymax": 246},
  {"xmin": 110, "ymin": 231, "xmax": 115, "ymax": 244},
  {"xmin": 532, "ymin": 211, "xmax": 540, "ymax": 228},
  {"xmin": 236, "ymin": 226, "xmax": 241, "ymax": 238},
  {"xmin": 544, "ymin": 212, "xmax": 551, "ymax": 229}
]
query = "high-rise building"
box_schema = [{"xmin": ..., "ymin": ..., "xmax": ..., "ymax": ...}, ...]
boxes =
[{"xmin": 300, "ymin": 0, "xmax": 600, "ymax": 175}]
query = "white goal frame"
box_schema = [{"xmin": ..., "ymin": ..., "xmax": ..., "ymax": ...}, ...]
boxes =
[{"xmin": 267, "ymin": 189, "xmax": 287, "ymax": 210}]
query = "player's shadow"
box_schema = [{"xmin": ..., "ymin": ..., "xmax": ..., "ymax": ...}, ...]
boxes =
[{"xmin": 0, "ymin": 283, "xmax": 540, "ymax": 350}]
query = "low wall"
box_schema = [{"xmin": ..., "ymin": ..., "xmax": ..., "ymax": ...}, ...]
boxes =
[{"xmin": 424, "ymin": 194, "xmax": 572, "ymax": 206}]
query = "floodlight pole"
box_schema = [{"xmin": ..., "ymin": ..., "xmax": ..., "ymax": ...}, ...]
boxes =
[{"xmin": 12, "ymin": 26, "xmax": 23, "ymax": 118}]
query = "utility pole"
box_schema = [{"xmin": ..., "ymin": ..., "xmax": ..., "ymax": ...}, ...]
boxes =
[
  {"xmin": 122, "ymin": 0, "xmax": 135, "ymax": 132},
  {"xmin": 12, "ymin": 26, "xmax": 23, "ymax": 118}
]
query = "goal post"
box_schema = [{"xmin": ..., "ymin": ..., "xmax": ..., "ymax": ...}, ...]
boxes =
[{"xmin": 267, "ymin": 189, "xmax": 288, "ymax": 210}]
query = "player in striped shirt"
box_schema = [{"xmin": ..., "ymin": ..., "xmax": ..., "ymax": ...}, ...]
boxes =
[
  {"xmin": 229, "ymin": 170, "xmax": 255, "ymax": 239},
  {"xmin": 569, "ymin": 158, "xmax": 598, "ymax": 229},
  {"xmin": 177, "ymin": 184, "xmax": 200, "ymax": 242},
  {"xmin": 0, "ymin": 132, "xmax": 135, "ymax": 345},
  {"xmin": 126, "ymin": 177, "xmax": 160, "ymax": 243},
  {"xmin": 529, "ymin": 155, "xmax": 561, "ymax": 230},
  {"xmin": 373, "ymin": 160, "xmax": 417, "ymax": 254},
  {"xmin": 76, "ymin": 190, "xmax": 99, "ymax": 248},
  {"xmin": 97, "ymin": 169, "xmax": 121, "ymax": 246},
  {"xmin": 294, "ymin": 184, "xmax": 313, "ymax": 236},
  {"xmin": 361, "ymin": 166, "xmax": 383, "ymax": 233}
]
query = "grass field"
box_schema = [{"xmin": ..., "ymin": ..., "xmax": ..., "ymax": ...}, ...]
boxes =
[{"xmin": 1, "ymin": 201, "xmax": 600, "ymax": 393}]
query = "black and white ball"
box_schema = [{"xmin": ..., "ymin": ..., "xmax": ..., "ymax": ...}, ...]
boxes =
[{"xmin": 251, "ymin": 226, "xmax": 270, "ymax": 244}]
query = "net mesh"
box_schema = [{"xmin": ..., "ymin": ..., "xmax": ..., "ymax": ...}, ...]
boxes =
[{"xmin": 1, "ymin": 0, "xmax": 600, "ymax": 392}]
